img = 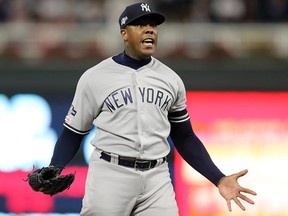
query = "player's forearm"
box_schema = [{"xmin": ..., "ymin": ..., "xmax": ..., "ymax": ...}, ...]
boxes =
[
  {"xmin": 170, "ymin": 120, "xmax": 225, "ymax": 186},
  {"xmin": 50, "ymin": 127, "xmax": 84, "ymax": 167}
]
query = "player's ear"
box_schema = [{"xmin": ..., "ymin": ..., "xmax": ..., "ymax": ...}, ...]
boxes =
[{"xmin": 121, "ymin": 29, "xmax": 128, "ymax": 41}]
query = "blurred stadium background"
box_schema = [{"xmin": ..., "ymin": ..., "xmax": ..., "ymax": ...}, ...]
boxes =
[{"xmin": 0, "ymin": 0, "xmax": 288, "ymax": 215}]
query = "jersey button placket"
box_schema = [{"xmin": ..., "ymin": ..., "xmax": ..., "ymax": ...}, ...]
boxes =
[{"xmin": 133, "ymin": 72, "xmax": 144, "ymax": 156}]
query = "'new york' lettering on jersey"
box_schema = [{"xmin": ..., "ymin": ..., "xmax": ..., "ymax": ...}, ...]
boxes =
[
  {"xmin": 104, "ymin": 87, "xmax": 172, "ymax": 113},
  {"xmin": 64, "ymin": 57, "xmax": 187, "ymax": 159}
]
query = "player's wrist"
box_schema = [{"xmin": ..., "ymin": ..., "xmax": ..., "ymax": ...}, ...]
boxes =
[{"xmin": 217, "ymin": 176, "xmax": 226, "ymax": 187}]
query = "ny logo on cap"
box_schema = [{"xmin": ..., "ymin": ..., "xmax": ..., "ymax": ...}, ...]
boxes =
[{"xmin": 141, "ymin": 3, "xmax": 151, "ymax": 12}]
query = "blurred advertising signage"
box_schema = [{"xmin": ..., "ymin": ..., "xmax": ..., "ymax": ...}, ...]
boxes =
[
  {"xmin": 0, "ymin": 94, "xmax": 93, "ymax": 213},
  {"xmin": 175, "ymin": 92, "xmax": 288, "ymax": 216}
]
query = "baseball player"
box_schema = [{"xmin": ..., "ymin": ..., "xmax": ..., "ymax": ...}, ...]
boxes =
[{"xmin": 48, "ymin": 2, "xmax": 256, "ymax": 215}]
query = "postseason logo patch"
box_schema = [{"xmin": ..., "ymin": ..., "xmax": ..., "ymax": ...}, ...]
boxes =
[
  {"xmin": 121, "ymin": 16, "xmax": 128, "ymax": 27},
  {"xmin": 65, "ymin": 105, "xmax": 77, "ymax": 123},
  {"xmin": 68, "ymin": 104, "xmax": 77, "ymax": 116}
]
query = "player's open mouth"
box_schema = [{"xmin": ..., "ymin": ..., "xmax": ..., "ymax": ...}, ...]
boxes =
[{"xmin": 142, "ymin": 38, "xmax": 154, "ymax": 46}]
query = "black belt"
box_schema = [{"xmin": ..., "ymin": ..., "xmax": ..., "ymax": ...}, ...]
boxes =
[{"xmin": 100, "ymin": 151, "xmax": 166, "ymax": 171}]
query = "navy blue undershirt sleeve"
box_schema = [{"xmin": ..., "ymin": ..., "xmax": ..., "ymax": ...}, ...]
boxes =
[
  {"xmin": 50, "ymin": 127, "xmax": 85, "ymax": 167},
  {"xmin": 169, "ymin": 110, "xmax": 225, "ymax": 186}
]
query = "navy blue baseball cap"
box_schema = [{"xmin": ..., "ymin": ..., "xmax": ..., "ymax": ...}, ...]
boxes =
[{"xmin": 119, "ymin": 2, "xmax": 165, "ymax": 29}]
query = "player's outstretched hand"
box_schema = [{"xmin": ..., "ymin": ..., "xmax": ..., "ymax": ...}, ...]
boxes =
[{"xmin": 217, "ymin": 169, "xmax": 257, "ymax": 212}]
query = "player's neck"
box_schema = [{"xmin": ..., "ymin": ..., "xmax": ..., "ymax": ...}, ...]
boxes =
[
  {"xmin": 124, "ymin": 50, "xmax": 151, "ymax": 62},
  {"xmin": 112, "ymin": 51, "xmax": 152, "ymax": 70}
]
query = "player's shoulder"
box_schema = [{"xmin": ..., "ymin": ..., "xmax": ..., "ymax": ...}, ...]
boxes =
[
  {"xmin": 78, "ymin": 57, "xmax": 115, "ymax": 79},
  {"xmin": 151, "ymin": 57, "xmax": 182, "ymax": 80},
  {"xmin": 85, "ymin": 57, "xmax": 115, "ymax": 74},
  {"xmin": 152, "ymin": 57, "xmax": 186, "ymax": 91}
]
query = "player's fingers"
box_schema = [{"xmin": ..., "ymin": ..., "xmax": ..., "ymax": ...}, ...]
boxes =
[
  {"xmin": 226, "ymin": 200, "xmax": 232, "ymax": 212},
  {"xmin": 241, "ymin": 187, "xmax": 257, "ymax": 196},
  {"xmin": 233, "ymin": 197, "xmax": 246, "ymax": 211},
  {"xmin": 238, "ymin": 193, "xmax": 255, "ymax": 205},
  {"xmin": 235, "ymin": 169, "xmax": 248, "ymax": 179}
]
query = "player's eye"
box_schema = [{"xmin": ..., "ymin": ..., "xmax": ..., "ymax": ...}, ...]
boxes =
[
  {"xmin": 130, "ymin": 20, "xmax": 157, "ymax": 28},
  {"xmin": 138, "ymin": 24, "xmax": 157, "ymax": 28}
]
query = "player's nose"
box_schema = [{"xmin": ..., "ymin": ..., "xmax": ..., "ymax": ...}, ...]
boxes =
[{"xmin": 144, "ymin": 25, "xmax": 156, "ymax": 34}]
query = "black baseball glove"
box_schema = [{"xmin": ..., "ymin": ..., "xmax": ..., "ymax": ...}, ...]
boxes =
[{"xmin": 27, "ymin": 166, "xmax": 75, "ymax": 196}]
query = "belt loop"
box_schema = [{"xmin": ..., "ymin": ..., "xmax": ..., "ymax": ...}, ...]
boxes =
[
  {"xmin": 110, "ymin": 152, "xmax": 119, "ymax": 164},
  {"xmin": 155, "ymin": 157, "xmax": 164, "ymax": 167}
]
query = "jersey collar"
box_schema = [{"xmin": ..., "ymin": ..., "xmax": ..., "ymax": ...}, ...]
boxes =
[{"xmin": 112, "ymin": 51, "xmax": 152, "ymax": 70}]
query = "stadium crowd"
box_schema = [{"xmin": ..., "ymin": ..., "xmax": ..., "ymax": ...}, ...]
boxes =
[
  {"xmin": 0, "ymin": 0, "xmax": 287, "ymax": 60},
  {"xmin": 0, "ymin": 0, "xmax": 287, "ymax": 24}
]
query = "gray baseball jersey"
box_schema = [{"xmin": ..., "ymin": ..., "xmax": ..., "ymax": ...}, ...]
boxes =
[{"xmin": 64, "ymin": 56, "xmax": 188, "ymax": 160}]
